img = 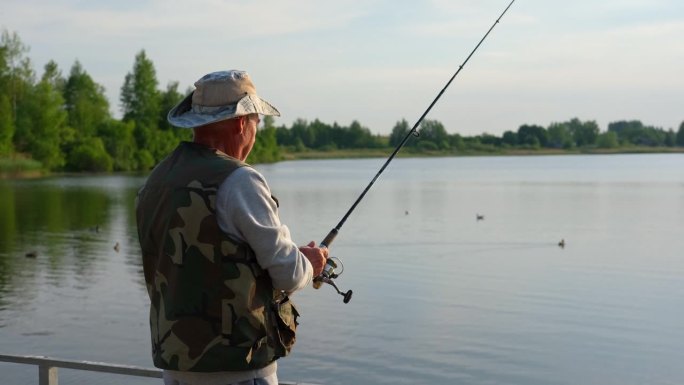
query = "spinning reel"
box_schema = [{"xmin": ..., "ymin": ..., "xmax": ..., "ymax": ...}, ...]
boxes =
[{"xmin": 313, "ymin": 255, "xmax": 352, "ymax": 303}]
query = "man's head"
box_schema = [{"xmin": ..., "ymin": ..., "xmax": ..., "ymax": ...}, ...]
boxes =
[
  {"xmin": 192, "ymin": 113, "xmax": 260, "ymax": 161},
  {"xmin": 167, "ymin": 70, "xmax": 278, "ymax": 160},
  {"xmin": 167, "ymin": 70, "xmax": 279, "ymax": 129}
]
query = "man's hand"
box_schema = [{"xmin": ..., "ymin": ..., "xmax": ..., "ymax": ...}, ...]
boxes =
[{"xmin": 299, "ymin": 241, "xmax": 328, "ymax": 277}]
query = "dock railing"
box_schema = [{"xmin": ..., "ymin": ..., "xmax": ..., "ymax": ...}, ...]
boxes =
[
  {"xmin": 0, "ymin": 354, "xmax": 161, "ymax": 385},
  {"xmin": 0, "ymin": 354, "xmax": 312, "ymax": 385}
]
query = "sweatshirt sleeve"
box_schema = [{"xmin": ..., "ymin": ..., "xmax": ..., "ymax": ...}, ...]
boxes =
[{"xmin": 215, "ymin": 166, "xmax": 313, "ymax": 293}]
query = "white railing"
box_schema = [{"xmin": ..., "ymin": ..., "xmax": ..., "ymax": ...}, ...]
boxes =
[
  {"xmin": 0, "ymin": 354, "xmax": 312, "ymax": 385},
  {"xmin": 0, "ymin": 354, "xmax": 162, "ymax": 385}
]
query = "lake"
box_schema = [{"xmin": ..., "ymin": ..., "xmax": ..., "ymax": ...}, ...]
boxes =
[{"xmin": 1, "ymin": 154, "xmax": 683, "ymax": 385}]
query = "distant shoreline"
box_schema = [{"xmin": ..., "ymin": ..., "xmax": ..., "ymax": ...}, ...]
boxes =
[
  {"xmin": 2, "ymin": 146, "xmax": 683, "ymax": 179},
  {"xmin": 280, "ymin": 146, "xmax": 684, "ymax": 161}
]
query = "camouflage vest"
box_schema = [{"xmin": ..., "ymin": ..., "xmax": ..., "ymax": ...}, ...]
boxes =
[{"xmin": 135, "ymin": 141, "xmax": 298, "ymax": 372}]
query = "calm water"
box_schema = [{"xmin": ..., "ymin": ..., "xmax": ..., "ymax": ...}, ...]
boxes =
[{"xmin": 1, "ymin": 154, "xmax": 683, "ymax": 385}]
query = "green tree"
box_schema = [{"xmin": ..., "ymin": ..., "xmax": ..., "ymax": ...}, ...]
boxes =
[
  {"xmin": 462, "ymin": 136, "xmax": 483, "ymax": 151},
  {"xmin": 478, "ymin": 133, "xmax": 501, "ymax": 147},
  {"xmin": 596, "ymin": 131, "xmax": 619, "ymax": 149},
  {"xmin": 389, "ymin": 119, "xmax": 411, "ymax": 147},
  {"xmin": 676, "ymin": 121, "xmax": 684, "ymax": 147},
  {"xmin": 448, "ymin": 132, "xmax": 464, "ymax": 150},
  {"xmin": 0, "ymin": 30, "xmax": 34, "ymax": 128},
  {"xmin": 63, "ymin": 61, "xmax": 110, "ymax": 137},
  {"xmin": 547, "ymin": 122, "xmax": 574, "ymax": 149},
  {"xmin": 501, "ymin": 130, "xmax": 518, "ymax": 147},
  {"xmin": 517, "ymin": 124, "xmax": 548, "ymax": 148},
  {"xmin": 664, "ymin": 129, "xmax": 676, "ymax": 147},
  {"xmin": 248, "ymin": 126, "xmax": 281, "ymax": 164},
  {"xmin": 0, "ymin": 41, "xmax": 13, "ymax": 155},
  {"xmin": 568, "ymin": 118, "xmax": 599, "ymax": 147},
  {"xmin": 15, "ymin": 63, "xmax": 68, "ymax": 169},
  {"xmin": 41, "ymin": 60, "xmax": 64, "ymax": 90},
  {"xmin": 98, "ymin": 119, "xmax": 138, "ymax": 171},
  {"xmin": 608, "ymin": 120, "xmax": 643, "ymax": 145},
  {"xmin": 419, "ymin": 119, "xmax": 449, "ymax": 150},
  {"xmin": 135, "ymin": 149, "xmax": 155, "ymax": 171},
  {"xmin": 67, "ymin": 137, "xmax": 113, "ymax": 172},
  {"xmin": 347, "ymin": 120, "xmax": 376, "ymax": 148},
  {"xmin": 416, "ymin": 140, "xmax": 439, "ymax": 151},
  {"xmin": 275, "ymin": 124, "xmax": 293, "ymax": 147},
  {"xmin": 608, "ymin": 120, "xmax": 668, "ymax": 146},
  {"xmin": 1, "ymin": 30, "xmax": 34, "ymax": 157},
  {"xmin": 157, "ymin": 81, "xmax": 183, "ymax": 131},
  {"xmin": 120, "ymin": 50, "xmax": 160, "ymax": 150},
  {"xmin": 263, "ymin": 115, "xmax": 276, "ymax": 130},
  {"xmin": 290, "ymin": 118, "xmax": 314, "ymax": 148},
  {"xmin": 42, "ymin": 60, "xmax": 77, "ymax": 153},
  {"xmin": 309, "ymin": 119, "xmax": 332, "ymax": 149},
  {"xmin": 0, "ymin": 94, "xmax": 13, "ymax": 155}
]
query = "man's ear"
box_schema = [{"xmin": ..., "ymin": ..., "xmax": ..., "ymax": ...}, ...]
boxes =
[{"xmin": 235, "ymin": 115, "xmax": 247, "ymax": 134}]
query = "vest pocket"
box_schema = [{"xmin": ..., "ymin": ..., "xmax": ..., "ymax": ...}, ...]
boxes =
[{"xmin": 270, "ymin": 296, "xmax": 299, "ymax": 358}]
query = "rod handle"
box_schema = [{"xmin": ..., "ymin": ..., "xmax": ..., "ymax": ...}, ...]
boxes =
[{"xmin": 320, "ymin": 228, "xmax": 339, "ymax": 248}]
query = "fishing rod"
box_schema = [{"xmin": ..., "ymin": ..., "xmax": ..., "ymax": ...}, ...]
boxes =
[{"xmin": 313, "ymin": 0, "xmax": 517, "ymax": 303}]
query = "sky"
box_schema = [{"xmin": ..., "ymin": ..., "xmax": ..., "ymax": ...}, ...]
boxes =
[{"xmin": 2, "ymin": 0, "xmax": 683, "ymax": 136}]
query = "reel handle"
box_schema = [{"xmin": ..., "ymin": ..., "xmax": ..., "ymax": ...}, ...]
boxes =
[{"xmin": 313, "ymin": 274, "xmax": 353, "ymax": 303}]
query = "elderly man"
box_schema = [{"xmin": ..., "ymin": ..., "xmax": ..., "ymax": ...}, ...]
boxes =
[{"xmin": 136, "ymin": 70, "xmax": 327, "ymax": 385}]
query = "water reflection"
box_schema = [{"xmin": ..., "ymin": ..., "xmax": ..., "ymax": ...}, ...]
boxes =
[{"xmin": 0, "ymin": 176, "xmax": 145, "ymax": 311}]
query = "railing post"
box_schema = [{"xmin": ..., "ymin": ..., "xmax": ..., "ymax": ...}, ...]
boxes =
[{"xmin": 39, "ymin": 364, "xmax": 58, "ymax": 385}]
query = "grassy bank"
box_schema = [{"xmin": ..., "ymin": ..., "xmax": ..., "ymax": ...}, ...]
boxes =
[{"xmin": 0, "ymin": 157, "xmax": 45, "ymax": 179}]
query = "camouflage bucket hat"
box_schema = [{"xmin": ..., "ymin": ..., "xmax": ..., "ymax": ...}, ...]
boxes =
[{"xmin": 167, "ymin": 70, "xmax": 280, "ymax": 129}]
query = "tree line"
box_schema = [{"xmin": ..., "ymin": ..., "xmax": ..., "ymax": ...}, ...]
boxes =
[
  {"xmin": 2, "ymin": 30, "xmax": 683, "ymax": 173},
  {"xmin": 0, "ymin": 30, "xmax": 192, "ymax": 172},
  {"xmin": 271, "ymin": 115, "xmax": 684, "ymax": 155}
]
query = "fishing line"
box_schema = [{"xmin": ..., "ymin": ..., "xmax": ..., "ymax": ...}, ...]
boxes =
[{"xmin": 313, "ymin": 0, "xmax": 517, "ymax": 303}]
